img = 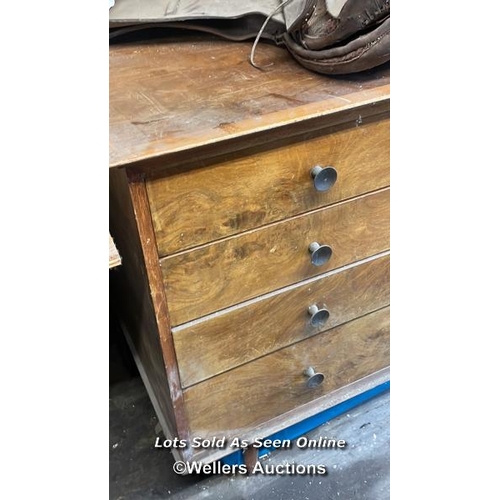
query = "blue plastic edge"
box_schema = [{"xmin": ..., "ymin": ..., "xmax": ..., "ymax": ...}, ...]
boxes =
[{"xmin": 221, "ymin": 380, "xmax": 390, "ymax": 466}]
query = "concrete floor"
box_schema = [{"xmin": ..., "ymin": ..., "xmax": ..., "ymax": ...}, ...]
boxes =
[{"xmin": 109, "ymin": 317, "xmax": 390, "ymax": 499}]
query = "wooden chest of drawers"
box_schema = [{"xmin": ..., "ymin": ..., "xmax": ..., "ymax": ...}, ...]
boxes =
[{"xmin": 109, "ymin": 35, "xmax": 390, "ymax": 465}]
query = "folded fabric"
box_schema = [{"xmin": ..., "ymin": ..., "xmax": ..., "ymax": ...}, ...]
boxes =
[{"xmin": 109, "ymin": 0, "xmax": 390, "ymax": 75}]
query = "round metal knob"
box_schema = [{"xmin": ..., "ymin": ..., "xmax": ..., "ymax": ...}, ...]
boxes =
[
  {"xmin": 308, "ymin": 304, "xmax": 330, "ymax": 327},
  {"xmin": 308, "ymin": 242, "xmax": 333, "ymax": 267},
  {"xmin": 311, "ymin": 166, "xmax": 337, "ymax": 192},
  {"xmin": 304, "ymin": 367, "xmax": 325, "ymax": 389}
]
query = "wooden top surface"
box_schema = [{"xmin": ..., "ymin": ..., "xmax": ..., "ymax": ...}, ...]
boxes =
[{"xmin": 109, "ymin": 34, "xmax": 390, "ymax": 169}]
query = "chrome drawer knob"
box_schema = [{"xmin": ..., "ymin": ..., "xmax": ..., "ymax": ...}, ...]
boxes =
[
  {"xmin": 308, "ymin": 304, "xmax": 330, "ymax": 327},
  {"xmin": 311, "ymin": 165, "xmax": 337, "ymax": 192},
  {"xmin": 304, "ymin": 367, "xmax": 325, "ymax": 389},
  {"xmin": 309, "ymin": 242, "xmax": 333, "ymax": 267}
]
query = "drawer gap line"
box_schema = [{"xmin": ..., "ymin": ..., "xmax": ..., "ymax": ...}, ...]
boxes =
[
  {"xmin": 160, "ymin": 186, "xmax": 390, "ymax": 260},
  {"xmin": 171, "ymin": 250, "xmax": 390, "ymax": 332},
  {"xmin": 180, "ymin": 304, "xmax": 390, "ymax": 390}
]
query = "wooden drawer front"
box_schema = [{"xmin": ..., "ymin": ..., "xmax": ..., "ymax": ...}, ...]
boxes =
[
  {"xmin": 174, "ymin": 253, "xmax": 389, "ymax": 388},
  {"xmin": 147, "ymin": 119, "xmax": 389, "ymax": 257},
  {"xmin": 162, "ymin": 188, "xmax": 389, "ymax": 326},
  {"xmin": 183, "ymin": 307, "xmax": 390, "ymax": 437}
]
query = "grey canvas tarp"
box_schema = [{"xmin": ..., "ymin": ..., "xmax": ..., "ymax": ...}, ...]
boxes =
[
  {"xmin": 109, "ymin": 0, "xmax": 390, "ymax": 75},
  {"xmin": 109, "ymin": 0, "xmax": 287, "ymax": 24},
  {"xmin": 109, "ymin": 0, "xmax": 305, "ymax": 29}
]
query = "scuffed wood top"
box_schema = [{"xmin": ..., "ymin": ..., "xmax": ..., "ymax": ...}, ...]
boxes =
[{"xmin": 109, "ymin": 34, "xmax": 390, "ymax": 168}]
